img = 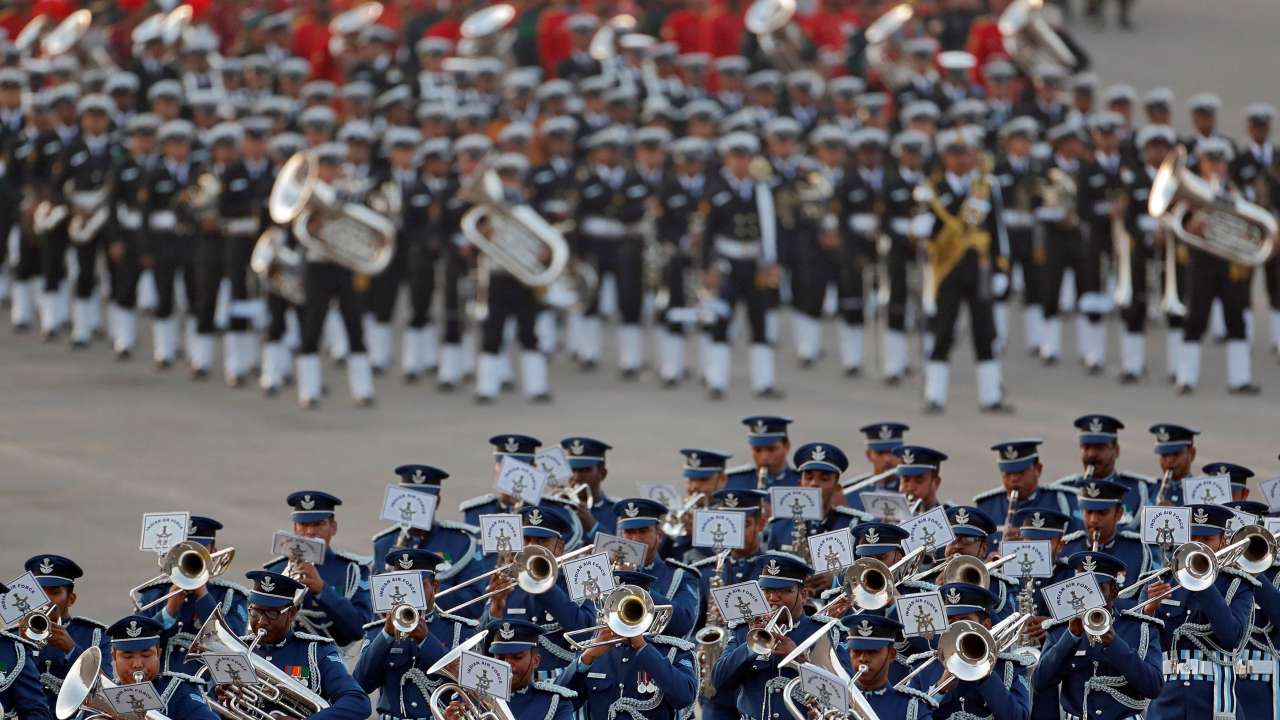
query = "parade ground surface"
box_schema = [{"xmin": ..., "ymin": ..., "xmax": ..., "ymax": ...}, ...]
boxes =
[{"xmin": 4, "ymin": 0, "xmax": 1280, "ymax": 617}]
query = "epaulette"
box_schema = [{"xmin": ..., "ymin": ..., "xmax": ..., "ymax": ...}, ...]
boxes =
[
  {"xmin": 649, "ymin": 634, "xmax": 695, "ymax": 652},
  {"xmin": 834, "ymin": 506, "xmax": 874, "ymax": 521},
  {"xmin": 533, "ymin": 680, "xmax": 577, "ymax": 698},
  {"xmin": 1119, "ymin": 530, "xmax": 1144, "ymax": 542},
  {"xmin": 669, "ymin": 560, "xmax": 698, "ymax": 574},
  {"xmin": 437, "ymin": 520, "xmax": 481, "ymax": 535},
  {"xmin": 1061, "ymin": 529, "xmax": 1085, "ymax": 544},
  {"xmin": 71, "ymin": 616, "xmax": 107, "ymax": 630},
  {"xmin": 1223, "ymin": 567, "xmax": 1262, "ymax": 587},
  {"xmin": 372, "ymin": 526, "xmax": 399, "ymax": 542},
  {"xmin": 209, "ymin": 578, "xmax": 251, "ymax": 596},
  {"xmin": 1045, "ymin": 481, "xmax": 1080, "ymax": 495},
  {"xmin": 162, "ymin": 671, "xmax": 205, "ymax": 684},
  {"xmin": 295, "ymin": 632, "xmax": 333, "ymax": 643},
  {"xmin": 459, "ymin": 494, "xmax": 497, "ymax": 512},
  {"xmin": 1119, "ymin": 607, "xmax": 1165, "ymax": 628},
  {"xmin": 725, "ymin": 463, "xmax": 755, "ymax": 476},
  {"xmin": 972, "ymin": 487, "xmax": 1005, "ymax": 502},
  {"xmin": 333, "ymin": 548, "xmax": 372, "ymax": 565},
  {"xmin": 439, "ymin": 611, "xmax": 479, "ymax": 628},
  {"xmin": 690, "ymin": 555, "xmax": 718, "ymax": 569}
]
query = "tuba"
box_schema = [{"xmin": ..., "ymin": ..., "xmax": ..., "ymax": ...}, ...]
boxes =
[
  {"xmin": 1148, "ymin": 147, "xmax": 1277, "ymax": 267},
  {"xmin": 41, "ymin": 9, "xmax": 91, "ymax": 58},
  {"xmin": 269, "ymin": 151, "xmax": 396, "ymax": 276},
  {"xmin": 251, "ymin": 227, "xmax": 307, "ymax": 306},
  {"xmin": 745, "ymin": 0, "xmax": 808, "ymax": 72},
  {"xmin": 459, "ymin": 167, "xmax": 569, "ymax": 288},
  {"xmin": 56, "ymin": 647, "xmax": 173, "ymax": 720},
  {"xmin": 128, "ymin": 541, "xmax": 236, "ymax": 613},
  {"xmin": 998, "ymin": 0, "xmax": 1079, "ymax": 74},
  {"xmin": 189, "ymin": 609, "xmax": 330, "ymax": 720},
  {"xmin": 328, "ymin": 2, "xmax": 383, "ymax": 57},
  {"xmin": 456, "ymin": 4, "xmax": 517, "ymax": 59},
  {"xmin": 863, "ymin": 4, "xmax": 915, "ymax": 90},
  {"xmin": 426, "ymin": 632, "xmax": 516, "ymax": 720}
]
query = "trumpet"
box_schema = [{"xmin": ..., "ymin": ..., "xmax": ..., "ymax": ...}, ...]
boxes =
[
  {"xmin": 660, "ymin": 493, "xmax": 706, "ymax": 539},
  {"xmin": 1090, "ymin": 529, "xmax": 1101, "ymax": 552},
  {"xmin": 21, "ymin": 605, "xmax": 59, "ymax": 647},
  {"xmin": 129, "ymin": 541, "xmax": 236, "ymax": 612},
  {"xmin": 435, "ymin": 544, "xmax": 594, "ymax": 616},
  {"xmin": 746, "ymin": 606, "xmax": 794, "ymax": 656},
  {"xmin": 1005, "ymin": 489, "xmax": 1020, "ymax": 534},
  {"xmin": 545, "ymin": 483, "xmax": 593, "ymax": 509},
  {"xmin": 390, "ymin": 604, "xmax": 421, "ymax": 639},
  {"xmin": 56, "ymin": 647, "xmax": 173, "ymax": 720},
  {"xmin": 563, "ymin": 585, "xmax": 673, "ymax": 650},
  {"xmin": 1083, "ymin": 606, "xmax": 1112, "ymax": 645},
  {"xmin": 426, "ymin": 632, "xmax": 515, "ymax": 720}
]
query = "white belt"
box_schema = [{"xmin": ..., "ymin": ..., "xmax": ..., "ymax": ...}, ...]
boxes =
[
  {"xmin": 1163, "ymin": 658, "xmax": 1216, "ymax": 676},
  {"xmin": 224, "ymin": 217, "xmax": 258, "ymax": 237},
  {"xmin": 889, "ymin": 217, "xmax": 911, "ymax": 235},
  {"xmin": 70, "ymin": 191, "xmax": 102, "ymax": 210},
  {"xmin": 1065, "ymin": 715, "xmax": 1141, "ymax": 720},
  {"xmin": 542, "ymin": 199, "xmax": 570, "ymax": 217},
  {"xmin": 581, "ymin": 216, "xmax": 627, "ymax": 239},
  {"xmin": 148, "ymin": 210, "xmax": 177, "ymax": 231},
  {"xmin": 1003, "ymin": 210, "xmax": 1034, "ymax": 228},
  {"xmin": 714, "ymin": 236, "xmax": 760, "ymax": 260},
  {"xmin": 848, "ymin": 213, "xmax": 878, "ymax": 235},
  {"xmin": 1235, "ymin": 658, "xmax": 1275, "ymax": 677},
  {"xmin": 117, "ymin": 206, "xmax": 143, "ymax": 230},
  {"xmin": 1036, "ymin": 207, "xmax": 1067, "ymax": 222}
]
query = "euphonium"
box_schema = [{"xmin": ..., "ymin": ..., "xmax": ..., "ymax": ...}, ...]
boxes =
[
  {"xmin": 426, "ymin": 632, "xmax": 515, "ymax": 720},
  {"xmin": 459, "ymin": 167, "xmax": 569, "ymax": 288},
  {"xmin": 189, "ymin": 608, "xmax": 329, "ymax": 720},
  {"xmin": 456, "ymin": 4, "xmax": 517, "ymax": 60},
  {"xmin": 998, "ymin": 0, "xmax": 1079, "ymax": 74},
  {"xmin": 250, "ymin": 227, "xmax": 306, "ymax": 306},
  {"xmin": 56, "ymin": 647, "xmax": 173, "ymax": 720},
  {"xmin": 269, "ymin": 151, "xmax": 395, "ymax": 276},
  {"xmin": 745, "ymin": 0, "xmax": 808, "ymax": 72},
  {"xmin": 129, "ymin": 541, "xmax": 236, "ymax": 613}
]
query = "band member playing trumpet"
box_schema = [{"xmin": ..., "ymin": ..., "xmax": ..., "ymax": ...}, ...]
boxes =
[
  {"xmin": 1148, "ymin": 423, "xmax": 1199, "ymax": 506},
  {"xmin": 616, "ymin": 498, "xmax": 702, "ymax": 640},
  {"xmin": 1033, "ymin": 551, "xmax": 1164, "ymax": 720},
  {"xmin": 843, "ymin": 421, "xmax": 908, "ymax": 510},
  {"xmin": 264, "ymin": 491, "xmax": 373, "ymax": 646},
  {"xmin": 100, "ymin": 615, "xmax": 217, "ymax": 720},
  {"xmin": 558, "ymin": 571, "xmax": 697, "ymax": 720},
  {"xmin": 353, "ymin": 549, "xmax": 478, "ymax": 718},
  {"xmin": 710, "ymin": 553, "xmax": 824, "ymax": 720},
  {"xmin": 234, "ymin": 571, "xmax": 372, "ymax": 720},
  {"xmin": 21, "ymin": 555, "xmax": 109, "ymax": 711},
  {"xmin": 440, "ymin": 617, "xmax": 575, "ymax": 720},
  {"xmin": 976, "ymin": 439, "xmax": 1080, "ymax": 537},
  {"xmin": 921, "ymin": 583, "xmax": 1031, "ymax": 719},
  {"xmin": 560, "ymin": 436, "xmax": 618, "ymax": 539},
  {"xmin": 725, "ymin": 415, "xmax": 798, "ymax": 491},
  {"xmin": 839, "ymin": 613, "xmax": 937, "ymax": 718},
  {"xmin": 1059, "ymin": 480, "xmax": 1154, "ymax": 591},
  {"xmin": 1143, "ymin": 505, "xmax": 1257, "ymax": 720}
]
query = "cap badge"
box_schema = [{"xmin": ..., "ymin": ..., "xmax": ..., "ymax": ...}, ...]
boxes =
[
  {"xmin": 1089, "ymin": 417, "xmax": 1104, "ymax": 433},
  {"xmin": 125, "ymin": 621, "xmax": 142, "ymax": 638},
  {"xmin": 1003, "ymin": 446, "xmax": 1019, "ymax": 460},
  {"xmin": 189, "ymin": 519, "xmax": 199, "ymax": 534},
  {"xmin": 1082, "ymin": 556, "xmax": 1098, "ymax": 572},
  {"xmin": 398, "ymin": 554, "xmax": 414, "ymax": 570},
  {"xmin": 955, "ymin": 508, "xmax": 971, "ymax": 526},
  {"xmin": 864, "ymin": 528, "xmax": 880, "ymax": 544},
  {"xmin": 856, "ymin": 620, "xmax": 874, "ymax": 637},
  {"xmin": 528, "ymin": 509, "xmax": 544, "ymax": 526},
  {"xmin": 723, "ymin": 494, "xmax": 740, "ymax": 508},
  {"xmin": 811, "ymin": 446, "xmax": 827, "ymax": 462},
  {"xmin": 1031, "ymin": 512, "xmax": 1046, "ymax": 528},
  {"xmin": 623, "ymin": 502, "xmax": 640, "ymax": 518},
  {"xmin": 752, "ymin": 420, "xmax": 768, "ymax": 434},
  {"xmin": 1085, "ymin": 484, "xmax": 1101, "ymax": 498},
  {"xmin": 410, "ymin": 469, "xmax": 426, "ymax": 484},
  {"xmin": 1193, "ymin": 508, "xmax": 1209, "ymax": 524},
  {"xmin": 504, "ymin": 437, "xmax": 520, "ymax": 453},
  {"xmin": 260, "ymin": 577, "xmax": 277, "ymax": 593},
  {"xmin": 299, "ymin": 494, "xmax": 316, "ymax": 510},
  {"xmin": 901, "ymin": 449, "xmax": 916, "ymax": 465},
  {"xmin": 1156, "ymin": 428, "xmax": 1170, "ymax": 443},
  {"xmin": 765, "ymin": 559, "xmax": 782, "ymax": 575},
  {"xmin": 38, "ymin": 558, "xmax": 54, "ymax": 575},
  {"xmin": 945, "ymin": 588, "xmax": 962, "ymax": 604},
  {"xmin": 499, "ymin": 623, "xmax": 516, "ymax": 640},
  {"xmin": 878, "ymin": 425, "xmax": 893, "ymax": 440},
  {"xmin": 569, "ymin": 440, "xmax": 585, "ymax": 455},
  {"xmin": 687, "ymin": 453, "xmax": 701, "ymax": 468}
]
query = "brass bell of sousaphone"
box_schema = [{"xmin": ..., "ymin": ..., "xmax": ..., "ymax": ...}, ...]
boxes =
[
  {"xmin": 40, "ymin": 9, "xmax": 91, "ymax": 57},
  {"xmin": 457, "ymin": 4, "xmax": 517, "ymax": 59},
  {"xmin": 328, "ymin": 2, "xmax": 384, "ymax": 56},
  {"xmin": 998, "ymin": 0, "xmax": 1079, "ymax": 74},
  {"xmin": 251, "ymin": 226, "xmax": 307, "ymax": 306},
  {"xmin": 745, "ymin": 0, "xmax": 808, "ymax": 72}
]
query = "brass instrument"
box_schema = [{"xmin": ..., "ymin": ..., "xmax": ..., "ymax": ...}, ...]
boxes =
[
  {"xmin": 819, "ymin": 546, "xmax": 929, "ymax": 614},
  {"xmin": 390, "ymin": 604, "xmax": 421, "ymax": 639},
  {"xmin": 840, "ymin": 467, "xmax": 899, "ymax": 495},
  {"xmin": 782, "ymin": 664, "xmax": 880, "ymax": 720},
  {"xmin": 1117, "ymin": 526, "xmax": 1273, "ymax": 605},
  {"xmin": 745, "ymin": 0, "xmax": 808, "ymax": 72},
  {"xmin": 426, "ymin": 632, "xmax": 516, "ymax": 720},
  {"xmin": 327, "ymin": 2, "xmax": 383, "ymax": 56},
  {"xmin": 129, "ymin": 541, "xmax": 236, "ymax": 613},
  {"xmin": 911, "ymin": 554, "xmax": 1016, "ymax": 587},
  {"xmin": 864, "ymin": 4, "xmax": 916, "ymax": 91},
  {"xmin": 56, "ymin": 647, "xmax": 173, "ymax": 720},
  {"xmin": 563, "ymin": 585, "xmax": 673, "ymax": 650},
  {"xmin": 1039, "ymin": 167, "xmax": 1079, "ymax": 227},
  {"xmin": 1159, "ymin": 236, "xmax": 1187, "ymax": 317},
  {"xmin": 14, "ymin": 15, "xmax": 49, "ymax": 55},
  {"xmin": 545, "ymin": 483, "xmax": 594, "ymax": 509},
  {"xmin": 1090, "ymin": 529, "xmax": 1101, "ymax": 552},
  {"xmin": 746, "ymin": 606, "xmax": 795, "ymax": 655},
  {"xmin": 1149, "ymin": 146, "xmax": 1277, "ymax": 266},
  {"xmin": 179, "ymin": 173, "xmax": 222, "ymax": 224},
  {"xmin": 456, "ymin": 4, "xmax": 517, "ymax": 60},
  {"xmin": 1155, "ymin": 469, "xmax": 1174, "ymax": 505},
  {"xmin": 1083, "ymin": 607, "xmax": 1112, "ymax": 646},
  {"xmin": 695, "ymin": 549, "xmax": 732, "ymax": 697},
  {"xmin": 459, "ymin": 167, "xmax": 569, "ymax": 289},
  {"xmin": 779, "ymin": 616, "xmax": 850, "ymax": 683},
  {"xmin": 660, "ymin": 492, "xmax": 706, "ymax": 539},
  {"xmin": 435, "ymin": 544, "xmax": 594, "ymax": 615},
  {"xmin": 367, "ymin": 179, "xmax": 403, "ymax": 229},
  {"xmin": 1005, "ymin": 490, "xmax": 1019, "ymax": 535},
  {"xmin": 896, "ymin": 612, "xmax": 1031, "ymax": 695},
  {"xmin": 32, "ymin": 200, "xmax": 70, "ymax": 237},
  {"xmin": 41, "ymin": 9, "xmax": 91, "ymax": 57},
  {"xmin": 998, "ymin": 0, "xmax": 1079, "ymax": 74},
  {"xmin": 189, "ymin": 609, "xmax": 329, "ymax": 720},
  {"xmin": 251, "ymin": 227, "xmax": 306, "ymax": 306},
  {"xmin": 269, "ymin": 151, "xmax": 396, "ymax": 276},
  {"xmin": 68, "ymin": 183, "xmax": 112, "ymax": 246},
  {"xmin": 21, "ymin": 605, "xmax": 59, "ymax": 647}
]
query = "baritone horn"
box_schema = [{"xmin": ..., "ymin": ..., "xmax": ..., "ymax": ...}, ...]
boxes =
[
  {"xmin": 269, "ymin": 151, "xmax": 396, "ymax": 276},
  {"xmin": 427, "ymin": 632, "xmax": 516, "ymax": 720},
  {"xmin": 459, "ymin": 167, "xmax": 569, "ymax": 288},
  {"xmin": 56, "ymin": 647, "xmax": 173, "ymax": 720},
  {"xmin": 128, "ymin": 541, "xmax": 236, "ymax": 612},
  {"xmin": 457, "ymin": 4, "xmax": 517, "ymax": 59},
  {"xmin": 998, "ymin": 0, "xmax": 1079, "ymax": 74}
]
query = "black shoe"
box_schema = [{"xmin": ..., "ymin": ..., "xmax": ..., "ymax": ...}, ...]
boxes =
[
  {"xmin": 371, "ymin": 364, "xmax": 385, "ymax": 376},
  {"xmin": 884, "ymin": 374, "xmax": 902, "ymax": 387},
  {"xmin": 661, "ymin": 377, "xmax": 680, "ymax": 389},
  {"xmin": 500, "ymin": 380, "xmax": 515, "ymax": 393},
  {"xmin": 578, "ymin": 359, "xmax": 598, "ymax": 372},
  {"xmin": 708, "ymin": 388, "xmax": 725, "ymax": 401},
  {"xmin": 843, "ymin": 366, "xmax": 862, "ymax": 379},
  {"xmin": 115, "ymin": 348, "xmax": 132, "ymax": 361},
  {"xmin": 12, "ymin": 322, "xmax": 30, "ymax": 334},
  {"xmin": 154, "ymin": 358, "xmax": 172, "ymax": 371},
  {"xmin": 403, "ymin": 371, "xmax": 420, "ymax": 385},
  {"xmin": 190, "ymin": 367, "xmax": 209, "ymax": 380},
  {"xmin": 42, "ymin": 329, "xmax": 59, "ymax": 342},
  {"xmin": 474, "ymin": 394, "xmax": 495, "ymax": 405},
  {"xmin": 1166, "ymin": 373, "xmax": 1177, "ymax": 385},
  {"xmin": 70, "ymin": 338, "xmax": 88, "ymax": 349},
  {"xmin": 437, "ymin": 381, "xmax": 456, "ymax": 393},
  {"xmin": 1041, "ymin": 355, "xmax": 1058, "ymax": 366},
  {"xmin": 530, "ymin": 392, "xmax": 553, "ymax": 404},
  {"xmin": 755, "ymin": 386, "xmax": 785, "ymax": 399},
  {"xmin": 1229, "ymin": 383, "xmax": 1262, "ymax": 396},
  {"xmin": 262, "ymin": 385, "xmax": 279, "ymax": 397},
  {"xmin": 923, "ymin": 401, "xmax": 945, "ymax": 414},
  {"xmin": 226, "ymin": 374, "xmax": 245, "ymax": 389},
  {"xmin": 1085, "ymin": 363, "xmax": 1104, "ymax": 376},
  {"xmin": 1119, "ymin": 372, "xmax": 1140, "ymax": 384},
  {"xmin": 619, "ymin": 367, "xmax": 640, "ymax": 381},
  {"xmin": 299, "ymin": 398, "xmax": 319, "ymax": 410},
  {"xmin": 799, "ymin": 357, "xmax": 816, "ymax": 370},
  {"xmin": 321, "ymin": 384, "xmax": 330, "ymax": 397},
  {"xmin": 1177, "ymin": 384, "xmax": 1195, "ymax": 396},
  {"xmin": 981, "ymin": 401, "xmax": 1015, "ymax": 414},
  {"xmin": 355, "ymin": 396, "xmax": 376, "ymax": 408}
]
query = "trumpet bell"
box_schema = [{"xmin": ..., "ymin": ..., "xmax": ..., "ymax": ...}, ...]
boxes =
[
  {"xmin": 940, "ymin": 620, "xmax": 996, "ymax": 682},
  {"xmin": 847, "ymin": 558, "xmax": 895, "ymax": 610},
  {"xmin": 163, "ymin": 541, "xmax": 214, "ymax": 590},
  {"xmin": 391, "ymin": 605, "xmax": 420, "ymax": 636},
  {"xmin": 745, "ymin": 0, "xmax": 796, "ymax": 35},
  {"xmin": 41, "ymin": 10, "xmax": 91, "ymax": 57},
  {"xmin": 939, "ymin": 555, "xmax": 990, "ymax": 588},
  {"xmin": 1172, "ymin": 541, "xmax": 1218, "ymax": 592},
  {"xmin": 1083, "ymin": 607, "xmax": 1112, "ymax": 638},
  {"xmin": 270, "ymin": 152, "xmax": 321, "ymax": 226}
]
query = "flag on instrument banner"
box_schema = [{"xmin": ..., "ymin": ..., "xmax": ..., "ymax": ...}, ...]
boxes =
[
  {"xmin": 1040, "ymin": 572, "xmax": 1106, "ymax": 622},
  {"xmin": 562, "ymin": 552, "xmax": 616, "ymax": 602},
  {"xmin": 380, "ymin": 484, "xmax": 438, "ymax": 531},
  {"xmin": 807, "ymin": 528, "xmax": 855, "ymax": 573},
  {"xmin": 595, "ymin": 532, "xmax": 647, "ymax": 570},
  {"xmin": 460, "ymin": 651, "xmax": 512, "ymax": 701},
  {"xmin": 370, "ymin": 571, "xmax": 427, "ymax": 613},
  {"xmin": 999, "ymin": 540, "xmax": 1055, "ymax": 578},
  {"xmin": 639, "ymin": 482, "xmax": 680, "ymax": 509},
  {"xmin": 479, "ymin": 514, "xmax": 524, "ymax": 556},
  {"xmin": 199, "ymin": 653, "xmax": 261, "ymax": 686},
  {"xmin": 495, "ymin": 456, "xmax": 548, "ymax": 506},
  {"xmin": 896, "ymin": 591, "xmax": 947, "ymax": 639},
  {"xmin": 769, "ymin": 487, "xmax": 824, "ymax": 522},
  {"xmin": 799, "ymin": 663, "xmax": 850, "ymax": 715},
  {"xmin": 0, "ymin": 571, "xmax": 51, "ymax": 625},
  {"xmin": 1258, "ymin": 477, "xmax": 1280, "ymax": 512},
  {"xmin": 692, "ymin": 509, "xmax": 746, "ymax": 550},
  {"xmin": 859, "ymin": 491, "xmax": 913, "ymax": 523},
  {"xmin": 900, "ymin": 506, "xmax": 955, "ymax": 553},
  {"xmin": 1182, "ymin": 475, "xmax": 1231, "ymax": 506},
  {"xmin": 101, "ymin": 682, "xmax": 165, "ymax": 716},
  {"xmin": 710, "ymin": 581, "xmax": 771, "ymax": 624},
  {"xmin": 271, "ymin": 530, "xmax": 326, "ymax": 565},
  {"xmin": 139, "ymin": 511, "xmax": 189, "ymax": 554},
  {"xmin": 1140, "ymin": 506, "xmax": 1191, "ymax": 547},
  {"xmin": 535, "ymin": 447, "xmax": 572, "ymax": 485}
]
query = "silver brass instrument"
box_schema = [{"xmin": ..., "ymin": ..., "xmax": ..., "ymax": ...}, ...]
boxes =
[
  {"xmin": 269, "ymin": 151, "xmax": 396, "ymax": 276},
  {"xmin": 1005, "ymin": 490, "xmax": 1019, "ymax": 535},
  {"xmin": 695, "ymin": 549, "xmax": 731, "ymax": 697},
  {"xmin": 660, "ymin": 492, "xmax": 706, "ymax": 539},
  {"xmin": 391, "ymin": 604, "xmax": 421, "ymax": 639},
  {"xmin": 251, "ymin": 227, "xmax": 307, "ymax": 306},
  {"xmin": 56, "ymin": 647, "xmax": 173, "ymax": 720},
  {"xmin": 33, "ymin": 200, "xmax": 69, "ymax": 237},
  {"xmin": 21, "ymin": 605, "xmax": 59, "ymax": 647},
  {"xmin": 746, "ymin": 606, "xmax": 795, "ymax": 656},
  {"xmin": 427, "ymin": 632, "xmax": 515, "ymax": 720},
  {"xmin": 328, "ymin": 2, "xmax": 383, "ymax": 56},
  {"xmin": 1149, "ymin": 146, "xmax": 1277, "ymax": 266},
  {"xmin": 896, "ymin": 612, "xmax": 1031, "ymax": 695},
  {"xmin": 782, "ymin": 664, "xmax": 880, "ymax": 720},
  {"xmin": 563, "ymin": 585, "xmax": 673, "ymax": 650},
  {"xmin": 459, "ymin": 167, "xmax": 569, "ymax": 288},
  {"xmin": 1083, "ymin": 607, "xmax": 1112, "ymax": 645},
  {"xmin": 998, "ymin": 0, "xmax": 1078, "ymax": 74},
  {"xmin": 189, "ymin": 609, "xmax": 329, "ymax": 720},
  {"xmin": 840, "ymin": 467, "xmax": 898, "ymax": 495},
  {"xmin": 1120, "ymin": 525, "xmax": 1275, "ymax": 605},
  {"xmin": 180, "ymin": 173, "xmax": 222, "ymax": 224},
  {"xmin": 15, "ymin": 15, "xmax": 49, "ymax": 55},
  {"xmin": 129, "ymin": 541, "xmax": 236, "ymax": 613},
  {"xmin": 820, "ymin": 545, "xmax": 929, "ymax": 614},
  {"xmin": 545, "ymin": 483, "xmax": 594, "ymax": 510},
  {"xmin": 745, "ymin": 0, "xmax": 807, "ymax": 72},
  {"xmin": 864, "ymin": 4, "xmax": 915, "ymax": 91},
  {"xmin": 436, "ymin": 545, "xmax": 594, "ymax": 615},
  {"xmin": 40, "ymin": 9, "xmax": 91, "ymax": 57},
  {"xmin": 457, "ymin": 4, "xmax": 517, "ymax": 59},
  {"xmin": 911, "ymin": 553, "xmax": 1016, "ymax": 587}
]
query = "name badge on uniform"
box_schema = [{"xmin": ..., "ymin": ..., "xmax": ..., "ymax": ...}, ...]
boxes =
[
  {"xmin": 711, "ymin": 581, "xmax": 770, "ymax": 624},
  {"xmin": 770, "ymin": 487, "xmax": 823, "ymax": 522},
  {"xmin": 380, "ymin": 485, "xmax": 437, "ymax": 531},
  {"xmin": 901, "ymin": 507, "xmax": 956, "ymax": 553},
  {"xmin": 370, "ymin": 571, "xmax": 427, "ymax": 612},
  {"xmin": 139, "ymin": 511, "xmax": 190, "ymax": 554},
  {"xmin": 1000, "ymin": 540, "xmax": 1054, "ymax": 578},
  {"xmin": 692, "ymin": 509, "xmax": 746, "ymax": 550},
  {"xmin": 896, "ymin": 591, "xmax": 947, "ymax": 639},
  {"xmin": 1258, "ymin": 477, "xmax": 1280, "ymax": 512},
  {"xmin": 860, "ymin": 491, "xmax": 912, "ymax": 524},
  {"xmin": 495, "ymin": 456, "xmax": 548, "ymax": 506},
  {"xmin": 562, "ymin": 552, "xmax": 616, "ymax": 602},
  {"xmin": 198, "ymin": 653, "xmax": 261, "ymax": 686},
  {"xmin": 101, "ymin": 682, "xmax": 165, "ymax": 716},
  {"xmin": 1141, "ymin": 506, "xmax": 1191, "ymax": 547},
  {"xmin": 799, "ymin": 663, "xmax": 850, "ymax": 714},
  {"xmin": 0, "ymin": 572, "xmax": 51, "ymax": 625},
  {"xmin": 1040, "ymin": 573, "xmax": 1106, "ymax": 622},
  {"xmin": 1183, "ymin": 475, "xmax": 1231, "ymax": 506},
  {"xmin": 807, "ymin": 528, "xmax": 855, "ymax": 573},
  {"xmin": 479, "ymin": 514, "xmax": 524, "ymax": 556},
  {"xmin": 595, "ymin": 532, "xmax": 647, "ymax": 571},
  {"xmin": 535, "ymin": 447, "xmax": 572, "ymax": 484},
  {"xmin": 459, "ymin": 651, "xmax": 512, "ymax": 701}
]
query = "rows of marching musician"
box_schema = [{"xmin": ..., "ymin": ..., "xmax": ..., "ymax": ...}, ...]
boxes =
[{"xmin": 2, "ymin": 412, "xmax": 1279, "ymax": 719}]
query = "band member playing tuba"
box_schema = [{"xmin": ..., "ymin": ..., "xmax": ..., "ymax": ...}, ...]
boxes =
[{"xmin": 92, "ymin": 615, "xmax": 218, "ymax": 720}]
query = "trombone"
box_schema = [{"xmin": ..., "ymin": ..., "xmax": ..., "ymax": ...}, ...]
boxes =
[
  {"xmin": 1118, "ymin": 526, "xmax": 1275, "ymax": 604},
  {"xmin": 426, "ymin": 632, "xmax": 515, "ymax": 720},
  {"xmin": 839, "ymin": 467, "xmax": 899, "ymax": 495},
  {"xmin": 434, "ymin": 544, "xmax": 594, "ymax": 616},
  {"xmin": 563, "ymin": 585, "xmax": 673, "ymax": 650},
  {"xmin": 746, "ymin": 606, "xmax": 795, "ymax": 655},
  {"xmin": 895, "ymin": 612, "xmax": 1031, "ymax": 695},
  {"xmin": 909, "ymin": 553, "xmax": 1016, "ymax": 587},
  {"xmin": 129, "ymin": 541, "xmax": 236, "ymax": 612},
  {"xmin": 817, "ymin": 545, "xmax": 929, "ymax": 615}
]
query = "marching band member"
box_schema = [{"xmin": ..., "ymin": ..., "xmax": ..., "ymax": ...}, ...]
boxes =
[
  {"xmin": 263, "ymin": 491, "xmax": 372, "ymax": 646},
  {"xmin": 1073, "ymin": 111, "xmax": 1130, "ymax": 374},
  {"xmin": 1060, "ymin": 480, "xmax": 1154, "ymax": 581},
  {"xmin": 1118, "ymin": 125, "xmax": 1174, "ymax": 382},
  {"xmin": 20, "ymin": 556, "xmax": 109, "ymax": 711},
  {"xmin": 662, "ymin": 448, "xmax": 732, "ymax": 562},
  {"xmin": 234, "ymin": 571, "xmax": 372, "ymax": 720},
  {"xmin": 1148, "ymin": 423, "xmax": 1200, "ymax": 506},
  {"xmin": 353, "ymin": 549, "xmax": 478, "ymax": 719},
  {"xmin": 1035, "ymin": 121, "xmax": 1087, "ymax": 365},
  {"xmin": 1058, "ymin": 414, "xmax": 1157, "ymax": 528},
  {"xmin": 942, "ymin": 507, "xmax": 1021, "ymax": 621},
  {"xmin": 460, "ymin": 434, "xmax": 540, "ymax": 527},
  {"xmin": 1143, "ymin": 505, "xmax": 1256, "ymax": 720},
  {"xmin": 840, "ymin": 613, "xmax": 937, "ymax": 718},
  {"xmin": 218, "ymin": 116, "xmax": 273, "ymax": 388},
  {"xmin": 653, "ymin": 135, "xmax": 710, "ymax": 387},
  {"xmin": 100, "ymin": 615, "xmax": 215, "ymax": 720},
  {"xmin": 1202, "ymin": 461, "xmax": 1255, "ymax": 502},
  {"xmin": 616, "ymin": 498, "xmax": 702, "ymax": 640},
  {"xmin": 104, "ymin": 114, "xmax": 158, "ymax": 360},
  {"xmin": 1033, "ymin": 551, "xmax": 1164, "ymax": 720},
  {"xmin": 830, "ymin": 126, "xmax": 887, "ymax": 377},
  {"xmin": 56, "ymin": 95, "xmax": 114, "ymax": 349},
  {"xmin": 993, "ymin": 117, "xmax": 1045, "ymax": 355},
  {"xmin": 1233, "ymin": 103, "xmax": 1280, "ymax": 357},
  {"xmin": 976, "ymin": 438, "xmax": 1080, "ymax": 536},
  {"xmin": 843, "ymin": 421, "xmax": 908, "ymax": 510},
  {"xmin": 558, "ymin": 570, "xmax": 697, "ymax": 720},
  {"xmin": 1227, "ymin": 502, "xmax": 1280, "ymax": 720},
  {"xmin": 765, "ymin": 442, "xmax": 871, "ymax": 558},
  {"xmin": 187, "ymin": 123, "xmax": 239, "ymax": 380},
  {"xmin": 440, "ymin": 617, "xmax": 575, "ymax": 720},
  {"xmin": 724, "ymin": 415, "xmax": 798, "ymax": 491},
  {"xmin": 927, "ymin": 582, "xmax": 1032, "ymax": 720},
  {"xmin": 882, "ymin": 130, "xmax": 930, "ymax": 381},
  {"xmin": 141, "ymin": 119, "xmax": 201, "ymax": 368},
  {"xmin": 560, "ymin": 437, "xmax": 619, "ymax": 540},
  {"xmin": 894, "ymin": 445, "xmax": 954, "ymax": 516}
]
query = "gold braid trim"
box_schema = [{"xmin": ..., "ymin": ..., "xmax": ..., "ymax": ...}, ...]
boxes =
[{"xmin": 926, "ymin": 174, "xmax": 993, "ymax": 300}]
